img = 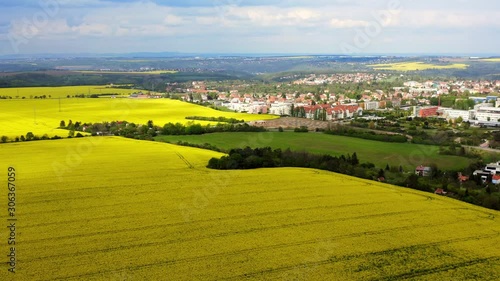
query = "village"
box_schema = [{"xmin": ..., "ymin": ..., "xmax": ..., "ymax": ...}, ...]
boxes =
[{"xmin": 154, "ymin": 74, "xmax": 500, "ymax": 125}]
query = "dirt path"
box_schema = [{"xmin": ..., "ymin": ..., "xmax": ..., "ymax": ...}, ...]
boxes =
[{"xmin": 250, "ymin": 117, "xmax": 338, "ymax": 130}]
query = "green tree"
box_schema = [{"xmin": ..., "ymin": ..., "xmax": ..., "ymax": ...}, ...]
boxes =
[
  {"xmin": 1, "ymin": 136, "xmax": 8, "ymax": 143},
  {"xmin": 378, "ymin": 169, "xmax": 385, "ymax": 178},
  {"xmin": 429, "ymin": 163, "xmax": 440, "ymax": 179},
  {"xmin": 26, "ymin": 132, "xmax": 34, "ymax": 141},
  {"xmin": 351, "ymin": 152, "xmax": 359, "ymax": 165},
  {"xmin": 405, "ymin": 174, "xmax": 419, "ymax": 189}
]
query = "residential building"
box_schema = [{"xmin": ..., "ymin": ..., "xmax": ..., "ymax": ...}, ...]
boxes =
[
  {"xmin": 415, "ymin": 166, "xmax": 432, "ymax": 177},
  {"xmin": 364, "ymin": 101, "xmax": 379, "ymax": 110}
]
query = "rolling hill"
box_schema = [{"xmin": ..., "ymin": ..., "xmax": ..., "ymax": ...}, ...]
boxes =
[{"xmin": 0, "ymin": 137, "xmax": 498, "ymax": 280}]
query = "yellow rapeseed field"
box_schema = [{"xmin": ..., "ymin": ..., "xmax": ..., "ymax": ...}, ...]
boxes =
[
  {"xmin": 481, "ymin": 58, "xmax": 500, "ymax": 62},
  {"xmin": 0, "ymin": 98, "xmax": 278, "ymax": 138},
  {"xmin": 370, "ymin": 62, "xmax": 469, "ymax": 71},
  {"xmin": 0, "ymin": 137, "xmax": 498, "ymax": 280},
  {"xmin": 0, "ymin": 85, "xmax": 139, "ymax": 99}
]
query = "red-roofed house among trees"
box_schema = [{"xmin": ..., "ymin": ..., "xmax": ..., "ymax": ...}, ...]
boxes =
[
  {"xmin": 434, "ymin": 188, "xmax": 447, "ymax": 195},
  {"xmin": 327, "ymin": 105, "xmax": 363, "ymax": 120},
  {"xmin": 457, "ymin": 172, "xmax": 469, "ymax": 183},
  {"xmin": 415, "ymin": 165, "xmax": 432, "ymax": 177},
  {"xmin": 492, "ymin": 175, "xmax": 500, "ymax": 185},
  {"xmin": 300, "ymin": 104, "xmax": 362, "ymax": 121}
]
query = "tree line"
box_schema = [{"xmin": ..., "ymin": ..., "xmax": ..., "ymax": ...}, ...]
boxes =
[
  {"xmin": 184, "ymin": 116, "xmax": 245, "ymax": 124},
  {"xmin": 207, "ymin": 147, "xmax": 362, "ymax": 174},
  {"xmin": 206, "ymin": 147, "xmax": 499, "ymax": 210},
  {"xmin": 59, "ymin": 119, "xmax": 266, "ymax": 140}
]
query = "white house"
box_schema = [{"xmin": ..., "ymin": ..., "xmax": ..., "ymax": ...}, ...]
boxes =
[
  {"xmin": 364, "ymin": 101, "xmax": 379, "ymax": 111},
  {"xmin": 269, "ymin": 103, "xmax": 292, "ymax": 116}
]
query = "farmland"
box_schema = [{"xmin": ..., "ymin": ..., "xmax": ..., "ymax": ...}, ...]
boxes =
[
  {"xmin": 369, "ymin": 62, "xmax": 469, "ymax": 71},
  {"xmin": 0, "ymin": 85, "xmax": 139, "ymax": 99},
  {"xmin": 77, "ymin": 70, "xmax": 178, "ymax": 75},
  {"xmin": 157, "ymin": 132, "xmax": 474, "ymax": 171},
  {"xmin": 0, "ymin": 137, "xmax": 499, "ymax": 280},
  {"xmin": 0, "ymin": 97, "xmax": 277, "ymax": 138}
]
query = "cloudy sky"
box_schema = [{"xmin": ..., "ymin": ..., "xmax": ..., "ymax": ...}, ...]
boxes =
[{"xmin": 0, "ymin": 0, "xmax": 498, "ymax": 55}]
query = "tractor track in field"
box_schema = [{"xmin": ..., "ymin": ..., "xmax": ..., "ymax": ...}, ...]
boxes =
[
  {"xmin": 45, "ymin": 225, "xmax": 498, "ymax": 281},
  {"xmin": 221, "ymin": 237, "xmax": 500, "ymax": 281},
  {"xmin": 21, "ymin": 198, "xmax": 411, "ymax": 243},
  {"xmin": 377, "ymin": 256, "xmax": 500, "ymax": 280},
  {"xmin": 175, "ymin": 151, "xmax": 194, "ymax": 169},
  {"xmin": 21, "ymin": 191, "xmax": 396, "ymax": 225},
  {"xmin": 23, "ymin": 207, "xmax": 472, "ymax": 263},
  {"xmin": 24, "ymin": 196, "xmax": 429, "ymax": 239}
]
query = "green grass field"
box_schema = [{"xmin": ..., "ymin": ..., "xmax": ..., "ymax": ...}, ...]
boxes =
[
  {"xmin": 0, "ymin": 98, "xmax": 278, "ymax": 138},
  {"xmin": 157, "ymin": 132, "xmax": 474, "ymax": 170},
  {"xmin": 0, "ymin": 137, "xmax": 498, "ymax": 280},
  {"xmin": 369, "ymin": 62, "xmax": 469, "ymax": 71},
  {"xmin": 0, "ymin": 85, "xmax": 139, "ymax": 99}
]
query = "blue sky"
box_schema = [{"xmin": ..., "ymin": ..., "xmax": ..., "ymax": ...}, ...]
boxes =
[{"xmin": 0, "ymin": 0, "xmax": 499, "ymax": 55}]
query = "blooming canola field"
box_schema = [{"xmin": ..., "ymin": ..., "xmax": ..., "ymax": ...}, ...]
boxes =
[
  {"xmin": 0, "ymin": 85, "xmax": 139, "ymax": 99},
  {"xmin": 369, "ymin": 62, "xmax": 469, "ymax": 71},
  {"xmin": 0, "ymin": 96, "xmax": 277, "ymax": 138},
  {"xmin": 0, "ymin": 137, "xmax": 498, "ymax": 280}
]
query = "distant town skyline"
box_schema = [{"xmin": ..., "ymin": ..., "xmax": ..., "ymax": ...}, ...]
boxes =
[{"xmin": 0, "ymin": 0, "xmax": 499, "ymax": 56}]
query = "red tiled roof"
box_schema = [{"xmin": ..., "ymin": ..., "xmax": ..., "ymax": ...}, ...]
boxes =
[
  {"xmin": 434, "ymin": 188, "xmax": 446, "ymax": 195},
  {"xmin": 415, "ymin": 165, "xmax": 430, "ymax": 171}
]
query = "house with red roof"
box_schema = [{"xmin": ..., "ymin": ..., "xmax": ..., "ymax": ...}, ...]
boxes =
[
  {"xmin": 326, "ymin": 104, "xmax": 362, "ymax": 120},
  {"xmin": 492, "ymin": 175, "xmax": 500, "ymax": 185},
  {"xmin": 457, "ymin": 172, "xmax": 469, "ymax": 183},
  {"xmin": 434, "ymin": 188, "xmax": 447, "ymax": 195},
  {"xmin": 415, "ymin": 165, "xmax": 432, "ymax": 177}
]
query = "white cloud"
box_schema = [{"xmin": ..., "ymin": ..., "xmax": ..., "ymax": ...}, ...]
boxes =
[
  {"xmin": 164, "ymin": 14, "xmax": 185, "ymax": 26},
  {"xmin": 1, "ymin": 0, "xmax": 499, "ymax": 54},
  {"xmin": 330, "ymin": 18, "xmax": 369, "ymax": 28},
  {"xmin": 75, "ymin": 23, "xmax": 113, "ymax": 36},
  {"xmin": 400, "ymin": 10, "xmax": 500, "ymax": 28}
]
